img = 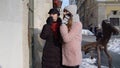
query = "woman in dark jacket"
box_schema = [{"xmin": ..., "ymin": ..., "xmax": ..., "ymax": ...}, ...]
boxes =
[{"xmin": 40, "ymin": 8, "xmax": 62, "ymax": 68}]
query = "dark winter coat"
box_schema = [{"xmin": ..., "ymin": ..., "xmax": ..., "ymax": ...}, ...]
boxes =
[
  {"xmin": 40, "ymin": 18, "xmax": 62, "ymax": 68},
  {"xmin": 96, "ymin": 29, "xmax": 103, "ymax": 41}
]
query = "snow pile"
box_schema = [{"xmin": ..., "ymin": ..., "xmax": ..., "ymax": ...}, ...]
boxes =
[
  {"xmin": 82, "ymin": 29, "xmax": 94, "ymax": 36},
  {"xmin": 80, "ymin": 38, "xmax": 120, "ymax": 68},
  {"xmin": 80, "ymin": 58, "xmax": 97, "ymax": 68},
  {"xmin": 108, "ymin": 38, "xmax": 120, "ymax": 54},
  {"xmin": 80, "ymin": 58, "xmax": 108, "ymax": 68}
]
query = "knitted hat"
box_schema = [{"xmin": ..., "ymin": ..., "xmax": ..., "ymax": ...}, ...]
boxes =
[
  {"xmin": 64, "ymin": 5, "xmax": 77, "ymax": 15},
  {"xmin": 48, "ymin": 8, "xmax": 60, "ymax": 16}
]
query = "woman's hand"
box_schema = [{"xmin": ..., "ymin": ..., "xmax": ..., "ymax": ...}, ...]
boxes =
[{"xmin": 62, "ymin": 15, "xmax": 70, "ymax": 24}]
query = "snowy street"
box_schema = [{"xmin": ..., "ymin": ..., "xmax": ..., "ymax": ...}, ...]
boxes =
[{"xmin": 81, "ymin": 35, "xmax": 120, "ymax": 68}]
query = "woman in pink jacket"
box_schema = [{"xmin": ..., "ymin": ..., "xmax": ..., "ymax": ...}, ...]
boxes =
[{"xmin": 60, "ymin": 5, "xmax": 82, "ymax": 68}]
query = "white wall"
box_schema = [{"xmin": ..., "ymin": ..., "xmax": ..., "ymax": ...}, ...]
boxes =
[
  {"xmin": 0, "ymin": 0, "xmax": 29, "ymax": 68},
  {"xmin": 0, "ymin": 21, "xmax": 23, "ymax": 68},
  {"xmin": 98, "ymin": 4, "xmax": 106, "ymax": 28}
]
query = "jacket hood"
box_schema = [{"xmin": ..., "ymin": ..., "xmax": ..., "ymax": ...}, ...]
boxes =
[{"xmin": 64, "ymin": 5, "xmax": 77, "ymax": 15}]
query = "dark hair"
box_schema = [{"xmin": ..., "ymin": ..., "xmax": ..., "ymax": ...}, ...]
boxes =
[{"xmin": 48, "ymin": 8, "xmax": 60, "ymax": 16}]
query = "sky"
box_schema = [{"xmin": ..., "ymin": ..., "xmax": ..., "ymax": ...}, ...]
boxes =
[{"xmin": 61, "ymin": 0, "xmax": 69, "ymax": 9}]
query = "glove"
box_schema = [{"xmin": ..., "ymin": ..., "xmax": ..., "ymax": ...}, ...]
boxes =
[
  {"xmin": 46, "ymin": 16, "xmax": 53, "ymax": 25},
  {"xmin": 62, "ymin": 15, "xmax": 70, "ymax": 24},
  {"xmin": 73, "ymin": 14, "xmax": 80, "ymax": 23}
]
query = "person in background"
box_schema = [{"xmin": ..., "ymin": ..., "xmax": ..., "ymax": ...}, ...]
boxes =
[
  {"xmin": 96, "ymin": 28, "xmax": 103, "ymax": 41},
  {"xmin": 94, "ymin": 26, "xmax": 98, "ymax": 36},
  {"xmin": 40, "ymin": 8, "xmax": 62, "ymax": 68},
  {"xmin": 60, "ymin": 5, "xmax": 82, "ymax": 68}
]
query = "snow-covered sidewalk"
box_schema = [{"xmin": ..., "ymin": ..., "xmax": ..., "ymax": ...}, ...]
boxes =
[
  {"xmin": 80, "ymin": 58, "xmax": 108, "ymax": 68},
  {"xmin": 80, "ymin": 38, "xmax": 120, "ymax": 68},
  {"xmin": 108, "ymin": 38, "xmax": 120, "ymax": 55}
]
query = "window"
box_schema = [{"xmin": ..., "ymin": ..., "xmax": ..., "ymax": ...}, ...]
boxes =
[
  {"xmin": 112, "ymin": 10, "xmax": 118, "ymax": 15},
  {"xmin": 110, "ymin": 18, "xmax": 119, "ymax": 26}
]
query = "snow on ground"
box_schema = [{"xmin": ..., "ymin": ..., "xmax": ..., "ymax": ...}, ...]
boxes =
[
  {"xmin": 80, "ymin": 58, "xmax": 108, "ymax": 68},
  {"xmin": 108, "ymin": 38, "xmax": 120, "ymax": 54},
  {"xmin": 80, "ymin": 38, "xmax": 120, "ymax": 68},
  {"xmin": 82, "ymin": 29, "xmax": 94, "ymax": 36},
  {"xmin": 80, "ymin": 58, "xmax": 97, "ymax": 68}
]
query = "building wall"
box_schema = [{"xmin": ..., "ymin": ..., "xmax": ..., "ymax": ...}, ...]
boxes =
[
  {"xmin": 106, "ymin": 5, "xmax": 120, "ymax": 16},
  {"xmin": 77, "ymin": 0, "xmax": 120, "ymax": 28},
  {"xmin": 106, "ymin": 4, "xmax": 120, "ymax": 29},
  {"xmin": 98, "ymin": 3, "xmax": 106, "ymax": 28},
  {"xmin": 0, "ymin": 0, "xmax": 29, "ymax": 68},
  {"xmin": 22, "ymin": 0, "xmax": 29, "ymax": 68},
  {"xmin": 98, "ymin": 2, "xmax": 120, "ymax": 28}
]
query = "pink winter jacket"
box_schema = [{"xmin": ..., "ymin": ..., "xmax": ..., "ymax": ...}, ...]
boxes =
[{"xmin": 60, "ymin": 22, "xmax": 82, "ymax": 66}]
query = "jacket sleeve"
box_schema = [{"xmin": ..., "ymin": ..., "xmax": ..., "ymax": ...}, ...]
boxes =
[
  {"xmin": 60, "ymin": 23, "xmax": 82, "ymax": 43},
  {"xmin": 40, "ymin": 24, "xmax": 50, "ymax": 40}
]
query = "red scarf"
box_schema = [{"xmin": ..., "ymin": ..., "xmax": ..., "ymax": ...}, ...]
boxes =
[{"xmin": 51, "ymin": 22, "xmax": 59, "ymax": 39}]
